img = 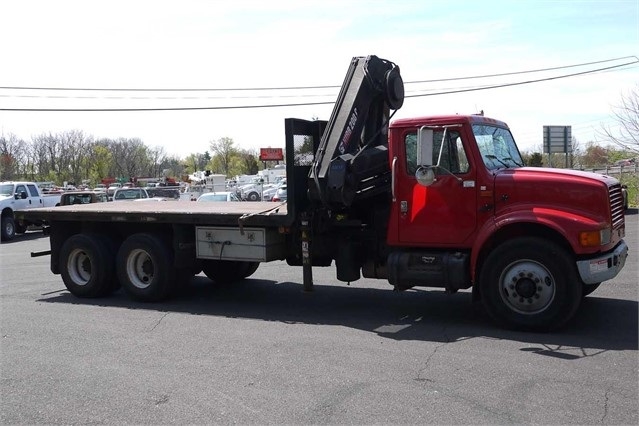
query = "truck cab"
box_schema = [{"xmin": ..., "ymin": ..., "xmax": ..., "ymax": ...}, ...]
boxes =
[
  {"xmin": 387, "ymin": 114, "xmax": 625, "ymax": 258},
  {"xmin": 380, "ymin": 114, "xmax": 627, "ymax": 329}
]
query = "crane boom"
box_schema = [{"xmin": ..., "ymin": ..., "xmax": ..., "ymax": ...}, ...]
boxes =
[{"xmin": 308, "ymin": 55, "xmax": 404, "ymax": 209}]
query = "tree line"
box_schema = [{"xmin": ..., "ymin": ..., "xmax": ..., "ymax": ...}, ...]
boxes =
[
  {"xmin": 0, "ymin": 131, "xmax": 270, "ymax": 186},
  {"xmin": 2, "ymin": 129, "xmax": 636, "ymax": 186}
]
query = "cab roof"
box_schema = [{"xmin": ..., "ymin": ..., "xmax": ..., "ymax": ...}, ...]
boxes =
[{"xmin": 390, "ymin": 114, "xmax": 510, "ymax": 129}]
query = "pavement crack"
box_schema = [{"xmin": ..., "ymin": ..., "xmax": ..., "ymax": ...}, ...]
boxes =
[
  {"xmin": 155, "ymin": 394, "xmax": 170, "ymax": 406},
  {"xmin": 415, "ymin": 326, "xmax": 451, "ymax": 383},
  {"xmin": 600, "ymin": 386, "xmax": 611, "ymax": 424},
  {"xmin": 149, "ymin": 312, "xmax": 169, "ymax": 332}
]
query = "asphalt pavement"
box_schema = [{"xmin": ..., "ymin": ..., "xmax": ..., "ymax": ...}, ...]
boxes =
[{"xmin": 1, "ymin": 213, "xmax": 637, "ymax": 424}]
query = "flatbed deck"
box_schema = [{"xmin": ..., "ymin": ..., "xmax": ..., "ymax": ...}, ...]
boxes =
[{"xmin": 20, "ymin": 200, "xmax": 290, "ymax": 228}]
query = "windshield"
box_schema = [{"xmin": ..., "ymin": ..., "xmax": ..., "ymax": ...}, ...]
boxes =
[
  {"xmin": 473, "ymin": 124, "xmax": 523, "ymax": 170},
  {"xmin": 0, "ymin": 184, "xmax": 14, "ymax": 196}
]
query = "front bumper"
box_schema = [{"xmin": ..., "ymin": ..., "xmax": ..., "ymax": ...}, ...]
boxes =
[{"xmin": 576, "ymin": 241, "xmax": 629, "ymax": 285}]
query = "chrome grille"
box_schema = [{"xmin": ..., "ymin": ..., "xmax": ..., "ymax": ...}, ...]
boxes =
[{"xmin": 609, "ymin": 183, "xmax": 625, "ymax": 229}]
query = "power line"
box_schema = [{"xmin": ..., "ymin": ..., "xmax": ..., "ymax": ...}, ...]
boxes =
[
  {"xmin": 405, "ymin": 60, "xmax": 638, "ymax": 98},
  {"xmin": 0, "ymin": 58, "xmax": 636, "ymax": 112},
  {"xmin": 0, "ymin": 56, "xmax": 636, "ymax": 93},
  {"xmin": 407, "ymin": 56, "xmax": 638, "ymax": 84}
]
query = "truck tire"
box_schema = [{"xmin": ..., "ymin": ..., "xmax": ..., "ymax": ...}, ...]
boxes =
[
  {"xmin": 59, "ymin": 234, "xmax": 117, "ymax": 297},
  {"xmin": 201, "ymin": 260, "xmax": 258, "ymax": 284},
  {"xmin": 582, "ymin": 282, "xmax": 601, "ymax": 297},
  {"xmin": 247, "ymin": 191, "xmax": 260, "ymax": 201},
  {"xmin": 117, "ymin": 233, "xmax": 175, "ymax": 302},
  {"xmin": 479, "ymin": 237, "xmax": 582, "ymax": 331},
  {"xmin": 1, "ymin": 216, "xmax": 16, "ymax": 241}
]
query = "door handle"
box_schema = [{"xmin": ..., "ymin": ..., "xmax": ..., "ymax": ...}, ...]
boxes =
[{"xmin": 391, "ymin": 156, "xmax": 397, "ymax": 202}]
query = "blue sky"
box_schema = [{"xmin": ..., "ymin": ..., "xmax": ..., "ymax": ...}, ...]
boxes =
[{"xmin": 0, "ymin": 0, "xmax": 637, "ymax": 157}]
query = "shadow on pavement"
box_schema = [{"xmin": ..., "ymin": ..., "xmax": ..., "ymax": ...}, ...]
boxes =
[
  {"xmin": 1, "ymin": 230, "xmax": 48, "ymax": 244},
  {"xmin": 38, "ymin": 275, "xmax": 638, "ymax": 356}
]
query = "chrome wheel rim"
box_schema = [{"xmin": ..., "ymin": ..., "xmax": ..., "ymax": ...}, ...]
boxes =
[
  {"xmin": 126, "ymin": 249, "xmax": 155, "ymax": 289},
  {"xmin": 499, "ymin": 259, "xmax": 555, "ymax": 314}
]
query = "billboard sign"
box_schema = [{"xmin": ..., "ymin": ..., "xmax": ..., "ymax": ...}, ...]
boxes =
[
  {"xmin": 543, "ymin": 126, "xmax": 572, "ymax": 154},
  {"xmin": 259, "ymin": 148, "xmax": 284, "ymax": 161}
]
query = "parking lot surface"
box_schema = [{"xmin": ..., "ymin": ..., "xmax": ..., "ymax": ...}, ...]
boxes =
[{"xmin": 1, "ymin": 213, "xmax": 637, "ymax": 424}]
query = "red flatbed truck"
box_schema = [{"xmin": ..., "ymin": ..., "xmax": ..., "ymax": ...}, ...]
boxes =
[{"xmin": 20, "ymin": 55, "xmax": 628, "ymax": 331}]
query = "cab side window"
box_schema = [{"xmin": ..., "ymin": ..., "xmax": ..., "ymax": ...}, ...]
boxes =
[
  {"xmin": 27, "ymin": 184, "xmax": 40, "ymax": 197},
  {"xmin": 433, "ymin": 130, "xmax": 469, "ymax": 174},
  {"xmin": 404, "ymin": 130, "xmax": 470, "ymax": 176},
  {"xmin": 405, "ymin": 133, "xmax": 418, "ymax": 175},
  {"xmin": 15, "ymin": 184, "xmax": 27, "ymax": 196}
]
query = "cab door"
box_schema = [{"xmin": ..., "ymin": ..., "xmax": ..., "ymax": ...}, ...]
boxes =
[
  {"xmin": 392, "ymin": 128, "xmax": 478, "ymax": 246},
  {"xmin": 12, "ymin": 184, "xmax": 31, "ymax": 210},
  {"xmin": 26, "ymin": 184, "xmax": 44, "ymax": 208}
]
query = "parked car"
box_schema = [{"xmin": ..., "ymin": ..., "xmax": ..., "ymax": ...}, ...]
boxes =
[
  {"xmin": 197, "ymin": 192, "xmax": 240, "ymax": 202},
  {"xmin": 60, "ymin": 191, "xmax": 108, "ymax": 206},
  {"xmin": 106, "ymin": 183, "xmax": 122, "ymax": 198},
  {"xmin": 147, "ymin": 187, "xmax": 180, "ymax": 200},
  {"xmin": 261, "ymin": 179, "xmax": 287, "ymax": 201},
  {"xmin": 271, "ymin": 186, "xmax": 287, "ymax": 202},
  {"xmin": 113, "ymin": 188, "xmax": 150, "ymax": 201}
]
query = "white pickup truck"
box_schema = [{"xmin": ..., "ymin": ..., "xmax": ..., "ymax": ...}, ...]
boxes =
[{"xmin": 1, "ymin": 181, "xmax": 61, "ymax": 241}]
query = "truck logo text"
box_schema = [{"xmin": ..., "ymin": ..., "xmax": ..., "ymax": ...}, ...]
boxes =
[{"xmin": 338, "ymin": 108, "xmax": 359, "ymax": 154}]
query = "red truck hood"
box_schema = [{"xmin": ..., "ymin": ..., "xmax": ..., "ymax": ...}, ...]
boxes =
[{"xmin": 493, "ymin": 167, "xmax": 619, "ymax": 224}]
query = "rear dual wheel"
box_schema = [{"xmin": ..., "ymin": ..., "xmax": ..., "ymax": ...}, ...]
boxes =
[
  {"xmin": 116, "ymin": 233, "xmax": 178, "ymax": 302},
  {"xmin": 59, "ymin": 234, "xmax": 118, "ymax": 297}
]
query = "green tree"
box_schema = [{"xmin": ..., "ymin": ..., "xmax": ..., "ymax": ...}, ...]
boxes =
[
  {"xmin": 238, "ymin": 148, "xmax": 259, "ymax": 175},
  {"xmin": 87, "ymin": 144, "xmax": 113, "ymax": 183},
  {"xmin": 183, "ymin": 153, "xmax": 199, "ymax": 175},
  {"xmin": 581, "ymin": 143, "xmax": 608, "ymax": 168},
  {"xmin": 210, "ymin": 137, "xmax": 237, "ymax": 177}
]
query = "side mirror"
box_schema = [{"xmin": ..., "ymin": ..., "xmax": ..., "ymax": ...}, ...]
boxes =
[
  {"xmin": 15, "ymin": 191, "xmax": 28, "ymax": 200},
  {"xmin": 416, "ymin": 126, "xmax": 433, "ymax": 167},
  {"xmin": 416, "ymin": 126, "xmax": 436, "ymax": 186}
]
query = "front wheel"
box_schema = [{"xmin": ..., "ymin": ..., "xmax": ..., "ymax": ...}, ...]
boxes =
[
  {"xmin": 582, "ymin": 282, "xmax": 601, "ymax": 297},
  {"xmin": 1, "ymin": 216, "xmax": 16, "ymax": 241},
  {"xmin": 479, "ymin": 237, "xmax": 582, "ymax": 331}
]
